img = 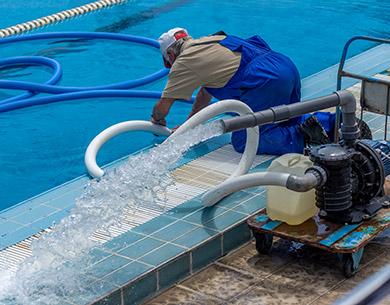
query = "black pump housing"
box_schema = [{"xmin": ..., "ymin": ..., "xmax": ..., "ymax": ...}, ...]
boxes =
[{"xmin": 308, "ymin": 141, "xmax": 386, "ymax": 223}]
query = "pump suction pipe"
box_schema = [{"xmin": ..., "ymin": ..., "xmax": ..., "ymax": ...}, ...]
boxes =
[
  {"xmin": 201, "ymin": 90, "xmax": 359, "ymax": 206},
  {"xmin": 202, "ymin": 168, "xmax": 326, "ymax": 207}
]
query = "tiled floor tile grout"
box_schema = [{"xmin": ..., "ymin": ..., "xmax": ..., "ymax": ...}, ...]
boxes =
[
  {"xmin": 213, "ymin": 261, "xmax": 258, "ymax": 279},
  {"xmin": 175, "ymin": 284, "xmax": 228, "ymax": 303},
  {"xmin": 306, "ymin": 251, "xmax": 388, "ymax": 305}
]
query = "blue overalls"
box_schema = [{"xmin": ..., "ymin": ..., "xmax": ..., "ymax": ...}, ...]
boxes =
[{"xmin": 205, "ymin": 35, "xmax": 335, "ymax": 155}]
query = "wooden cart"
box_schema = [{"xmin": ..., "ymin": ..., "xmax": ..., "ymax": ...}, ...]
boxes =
[{"xmin": 247, "ymin": 207, "xmax": 390, "ymax": 277}]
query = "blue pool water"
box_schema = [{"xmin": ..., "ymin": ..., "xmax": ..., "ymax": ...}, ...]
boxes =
[{"xmin": 0, "ymin": 0, "xmax": 389, "ymax": 210}]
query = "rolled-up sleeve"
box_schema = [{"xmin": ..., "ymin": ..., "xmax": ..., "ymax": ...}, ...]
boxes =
[{"xmin": 162, "ymin": 62, "xmax": 202, "ymax": 101}]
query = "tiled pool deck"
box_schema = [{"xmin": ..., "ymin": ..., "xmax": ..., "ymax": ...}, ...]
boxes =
[
  {"xmin": 145, "ymin": 237, "xmax": 389, "ymax": 305},
  {"xmin": 1, "ymin": 43, "xmax": 390, "ymax": 305}
]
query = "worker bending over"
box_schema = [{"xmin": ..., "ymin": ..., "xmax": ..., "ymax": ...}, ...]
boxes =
[{"xmin": 151, "ymin": 28, "xmax": 368, "ymax": 155}]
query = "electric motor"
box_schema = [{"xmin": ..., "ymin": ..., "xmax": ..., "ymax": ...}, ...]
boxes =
[{"xmin": 308, "ymin": 140, "xmax": 388, "ymax": 223}]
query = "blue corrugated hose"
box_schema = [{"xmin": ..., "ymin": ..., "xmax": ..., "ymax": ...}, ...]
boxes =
[
  {"xmin": 0, "ymin": 32, "xmax": 171, "ymax": 113},
  {"xmin": 0, "ymin": 56, "xmax": 63, "ymax": 103}
]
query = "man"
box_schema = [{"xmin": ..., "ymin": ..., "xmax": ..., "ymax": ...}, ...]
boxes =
[{"xmin": 151, "ymin": 28, "xmax": 365, "ymax": 155}]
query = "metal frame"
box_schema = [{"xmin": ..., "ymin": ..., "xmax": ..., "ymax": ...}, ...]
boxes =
[{"xmin": 336, "ymin": 36, "xmax": 390, "ymax": 141}]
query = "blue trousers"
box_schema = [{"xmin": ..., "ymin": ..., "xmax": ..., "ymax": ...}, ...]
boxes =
[{"xmin": 231, "ymin": 77, "xmax": 336, "ymax": 155}]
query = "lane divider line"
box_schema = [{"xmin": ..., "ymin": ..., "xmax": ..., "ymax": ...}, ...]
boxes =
[{"xmin": 0, "ymin": 0, "xmax": 128, "ymax": 38}]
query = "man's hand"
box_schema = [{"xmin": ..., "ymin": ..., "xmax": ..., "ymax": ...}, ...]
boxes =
[
  {"xmin": 171, "ymin": 125, "xmax": 180, "ymax": 132},
  {"xmin": 151, "ymin": 116, "xmax": 167, "ymax": 126},
  {"xmin": 151, "ymin": 98, "xmax": 175, "ymax": 126}
]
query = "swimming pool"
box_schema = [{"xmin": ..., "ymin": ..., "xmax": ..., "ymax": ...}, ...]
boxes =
[{"xmin": 0, "ymin": 0, "xmax": 389, "ymax": 210}]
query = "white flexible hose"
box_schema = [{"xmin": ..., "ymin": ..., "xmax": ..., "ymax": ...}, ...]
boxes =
[
  {"xmin": 172, "ymin": 99, "xmax": 259, "ymax": 178},
  {"xmin": 202, "ymin": 172, "xmax": 290, "ymax": 207},
  {"xmin": 84, "ymin": 99, "xmax": 260, "ymax": 207},
  {"xmin": 84, "ymin": 121, "xmax": 171, "ymax": 178},
  {"xmin": 85, "ymin": 99, "xmax": 258, "ymax": 179}
]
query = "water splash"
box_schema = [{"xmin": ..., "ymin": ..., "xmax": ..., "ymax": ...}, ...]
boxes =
[{"xmin": 0, "ymin": 121, "xmax": 223, "ymax": 305}]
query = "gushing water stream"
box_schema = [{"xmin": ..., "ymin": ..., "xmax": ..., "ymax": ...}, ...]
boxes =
[{"xmin": 0, "ymin": 121, "xmax": 223, "ymax": 305}]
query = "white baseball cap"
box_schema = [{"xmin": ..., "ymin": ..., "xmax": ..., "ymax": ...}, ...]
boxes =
[{"xmin": 158, "ymin": 27, "xmax": 189, "ymax": 59}]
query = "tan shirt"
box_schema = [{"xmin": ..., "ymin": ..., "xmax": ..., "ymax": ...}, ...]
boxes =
[{"xmin": 162, "ymin": 35, "xmax": 241, "ymax": 100}]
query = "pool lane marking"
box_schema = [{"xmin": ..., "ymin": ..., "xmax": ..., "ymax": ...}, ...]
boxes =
[{"xmin": 0, "ymin": 0, "xmax": 128, "ymax": 38}]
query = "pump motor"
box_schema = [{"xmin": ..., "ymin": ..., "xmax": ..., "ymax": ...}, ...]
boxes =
[{"xmin": 308, "ymin": 140, "xmax": 390, "ymax": 223}]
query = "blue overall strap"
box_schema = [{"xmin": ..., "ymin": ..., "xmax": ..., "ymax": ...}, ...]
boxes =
[
  {"xmin": 205, "ymin": 35, "xmax": 273, "ymax": 101},
  {"xmin": 216, "ymin": 35, "xmax": 271, "ymax": 57}
]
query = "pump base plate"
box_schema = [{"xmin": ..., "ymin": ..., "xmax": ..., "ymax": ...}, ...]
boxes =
[
  {"xmin": 247, "ymin": 208, "xmax": 390, "ymax": 254},
  {"xmin": 248, "ymin": 208, "xmax": 389, "ymax": 277}
]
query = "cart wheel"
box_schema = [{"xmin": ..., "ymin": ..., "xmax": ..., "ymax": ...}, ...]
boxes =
[
  {"xmin": 253, "ymin": 231, "xmax": 273, "ymax": 254},
  {"xmin": 340, "ymin": 247, "xmax": 364, "ymax": 278},
  {"xmin": 342, "ymin": 255, "xmax": 358, "ymax": 278}
]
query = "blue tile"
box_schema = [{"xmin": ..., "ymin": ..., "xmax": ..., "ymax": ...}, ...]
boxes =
[
  {"xmin": 0, "ymin": 203, "xmax": 35, "ymax": 220},
  {"xmin": 363, "ymin": 112, "xmax": 380, "ymax": 122},
  {"xmin": 91, "ymin": 280, "xmax": 121, "ymax": 301},
  {"xmin": 164, "ymin": 197, "xmax": 203, "ymax": 219},
  {"xmin": 191, "ymin": 236, "xmax": 222, "ymax": 272},
  {"xmin": 45, "ymin": 188, "xmax": 83, "ymax": 210},
  {"xmin": 0, "ymin": 220, "xmax": 23, "ymax": 236},
  {"xmin": 183, "ymin": 205, "xmax": 227, "ymax": 226},
  {"xmin": 88, "ymin": 247, "xmax": 113, "ymax": 265},
  {"xmin": 87, "ymin": 286, "xmax": 122, "ymax": 305},
  {"xmin": 29, "ymin": 210, "xmax": 70, "ymax": 230},
  {"xmin": 122, "ymin": 272, "xmax": 157, "ymax": 305},
  {"xmin": 1, "ymin": 226, "xmax": 37, "ymax": 249},
  {"xmin": 173, "ymin": 135, "xmax": 230, "ymax": 169},
  {"xmin": 175, "ymin": 150, "xmax": 201, "ymax": 168},
  {"xmin": 173, "ymin": 226, "xmax": 219, "ymax": 249},
  {"xmin": 151, "ymin": 221, "xmax": 199, "ymax": 241},
  {"xmin": 66, "ymin": 276, "xmax": 113, "ymax": 304},
  {"xmin": 373, "ymin": 129, "xmax": 385, "ymax": 140},
  {"xmin": 139, "ymin": 243, "xmax": 187, "ymax": 267},
  {"xmin": 222, "ymin": 222, "xmax": 252, "ymax": 255},
  {"xmin": 118, "ymin": 237, "xmax": 164, "ymax": 260},
  {"xmin": 158, "ymin": 254, "xmax": 190, "ymax": 289},
  {"xmin": 204, "ymin": 210, "xmax": 248, "ymax": 232},
  {"xmin": 11, "ymin": 205, "xmax": 58, "ymax": 225},
  {"xmin": 216, "ymin": 191, "xmax": 256, "ymax": 210},
  {"xmin": 50, "ymin": 179, "xmax": 88, "ymax": 196},
  {"xmin": 369, "ymin": 116, "xmax": 386, "ymax": 129},
  {"xmin": 132, "ymin": 215, "xmax": 177, "ymax": 235},
  {"xmin": 250, "ymin": 159, "xmax": 274, "ymax": 172},
  {"xmin": 88, "ymin": 254, "xmax": 131, "ymax": 278},
  {"xmin": 231, "ymin": 194, "xmax": 266, "ymax": 215},
  {"xmin": 103, "ymin": 261, "xmax": 153, "ymax": 287},
  {"xmin": 103, "ymin": 230, "xmax": 145, "ymax": 252}
]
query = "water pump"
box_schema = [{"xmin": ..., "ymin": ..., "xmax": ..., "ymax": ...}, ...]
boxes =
[
  {"xmin": 308, "ymin": 140, "xmax": 390, "ymax": 223},
  {"xmin": 218, "ymin": 90, "xmax": 390, "ymax": 224}
]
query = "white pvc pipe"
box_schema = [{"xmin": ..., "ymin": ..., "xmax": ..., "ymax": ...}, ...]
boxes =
[
  {"xmin": 85, "ymin": 121, "xmax": 171, "ymax": 178},
  {"xmin": 172, "ymin": 99, "xmax": 259, "ymax": 178},
  {"xmin": 202, "ymin": 172, "xmax": 290, "ymax": 207}
]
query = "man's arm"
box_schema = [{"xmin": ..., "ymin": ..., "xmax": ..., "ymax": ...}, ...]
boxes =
[
  {"xmin": 151, "ymin": 88, "xmax": 211, "ymax": 126},
  {"xmin": 187, "ymin": 87, "xmax": 212, "ymax": 119},
  {"xmin": 151, "ymin": 98, "xmax": 175, "ymax": 126}
]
